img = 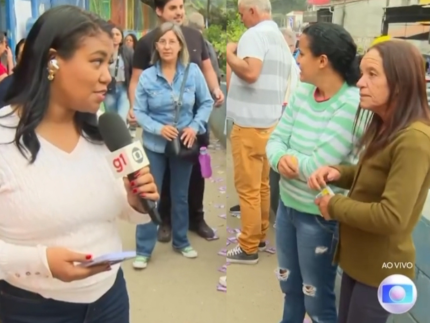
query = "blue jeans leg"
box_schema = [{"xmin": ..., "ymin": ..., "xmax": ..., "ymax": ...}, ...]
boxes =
[
  {"xmin": 276, "ymin": 201, "xmax": 306, "ymax": 323},
  {"xmin": 135, "ymin": 149, "xmax": 166, "ymax": 258},
  {"xmin": 169, "ymin": 156, "xmax": 193, "ymax": 249},
  {"xmin": 276, "ymin": 201, "xmax": 338, "ymax": 323},
  {"xmin": 103, "ymin": 84, "xmax": 129, "ymax": 122}
]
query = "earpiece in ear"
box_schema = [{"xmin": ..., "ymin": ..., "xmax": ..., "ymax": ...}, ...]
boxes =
[{"xmin": 50, "ymin": 59, "xmax": 59, "ymax": 70}]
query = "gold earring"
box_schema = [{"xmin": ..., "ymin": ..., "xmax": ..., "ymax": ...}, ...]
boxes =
[{"xmin": 47, "ymin": 69, "xmax": 55, "ymax": 81}]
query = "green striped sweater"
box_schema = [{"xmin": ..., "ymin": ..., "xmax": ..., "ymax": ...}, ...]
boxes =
[{"xmin": 266, "ymin": 82, "xmax": 361, "ymax": 215}]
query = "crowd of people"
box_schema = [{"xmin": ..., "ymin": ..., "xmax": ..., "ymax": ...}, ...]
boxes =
[
  {"xmin": 0, "ymin": 0, "xmax": 429, "ymax": 322},
  {"xmin": 225, "ymin": 1, "xmax": 430, "ymax": 323}
]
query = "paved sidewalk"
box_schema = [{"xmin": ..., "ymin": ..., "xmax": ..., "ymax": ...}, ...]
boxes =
[{"xmin": 118, "ymin": 138, "xmax": 283, "ymax": 322}]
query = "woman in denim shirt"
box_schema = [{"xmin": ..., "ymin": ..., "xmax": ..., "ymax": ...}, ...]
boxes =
[{"xmin": 132, "ymin": 22, "xmax": 214, "ymax": 268}]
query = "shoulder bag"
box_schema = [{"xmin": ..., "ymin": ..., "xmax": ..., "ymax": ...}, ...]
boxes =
[
  {"xmin": 107, "ymin": 55, "xmax": 120, "ymax": 93},
  {"xmin": 164, "ymin": 64, "xmax": 200, "ymax": 159}
]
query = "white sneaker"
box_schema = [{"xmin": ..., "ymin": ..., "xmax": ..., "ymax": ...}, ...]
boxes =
[
  {"xmin": 179, "ymin": 246, "xmax": 198, "ymax": 258},
  {"xmin": 132, "ymin": 256, "xmax": 148, "ymax": 269},
  {"xmin": 236, "ymin": 232, "xmax": 267, "ymax": 252},
  {"xmin": 219, "ymin": 276, "xmax": 227, "ymax": 287}
]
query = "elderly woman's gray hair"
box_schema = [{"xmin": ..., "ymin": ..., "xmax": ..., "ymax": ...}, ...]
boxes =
[
  {"xmin": 280, "ymin": 27, "xmax": 296, "ymax": 53},
  {"xmin": 151, "ymin": 22, "xmax": 190, "ymax": 66},
  {"xmin": 188, "ymin": 12, "xmax": 205, "ymax": 32}
]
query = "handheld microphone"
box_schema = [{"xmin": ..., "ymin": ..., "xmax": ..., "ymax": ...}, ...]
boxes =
[{"xmin": 98, "ymin": 112, "xmax": 162, "ymax": 225}]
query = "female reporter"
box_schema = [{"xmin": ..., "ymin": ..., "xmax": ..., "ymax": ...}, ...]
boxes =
[
  {"xmin": 132, "ymin": 22, "xmax": 213, "ymax": 268},
  {"xmin": 309, "ymin": 40, "xmax": 430, "ymax": 323},
  {"xmin": 266, "ymin": 23, "xmax": 361, "ymax": 323},
  {"xmin": 0, "ymin": 6, "xmax": 158, "ymax": 323}
]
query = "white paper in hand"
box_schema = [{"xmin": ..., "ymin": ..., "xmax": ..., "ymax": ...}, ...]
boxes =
[{"xmin": 79, "ymin": 251, "xmax": 137, "ymax": 267}]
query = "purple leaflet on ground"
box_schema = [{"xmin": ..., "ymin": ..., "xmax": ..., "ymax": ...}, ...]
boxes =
[
  {"xmin": 218, "ymin": 248, "xmax": 227, "ymax": 256},
  {"xmin": 218, "ymin": 186, "xmax": 226, "ymax": 191},
  {"xmin": 218, "ymin": 214, "xmax": 226, "ymax": 219},
  {"xmin": 234, "ymin": 228, "xmax": 241, "ymax": 233},
  {"xmin": 213, "ymin": 203, "xmax": 225, "ymax": 209},
  {"xmin": 227, "ymin": 236, "xmax": 237, "ymax": 243},
  {"xmin": 226, "ymin": 240, "xmax": 231, "ymax": 246},
  {"xmin": 217, "ymin": 284, "xmax": 227, "ymax": 292},
  {"xmin": 265, "ymin": 247, "xmax": 276, "ymax": 254},
  {"xmin": 226, "ymin": 227, "xmax": 235, "ymax": 234},
  {"xmin": 218, "ymin": 264, "xmax": 228, "ymax": 273},
  {"xmin": 207, "ymin": 235, "xmax": 219, "ymax": 241}
]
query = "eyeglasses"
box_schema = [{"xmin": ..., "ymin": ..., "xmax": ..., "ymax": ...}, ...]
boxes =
[{"xmin": 157, "ymin": 39, "xmax": 179, "ymax": 47}]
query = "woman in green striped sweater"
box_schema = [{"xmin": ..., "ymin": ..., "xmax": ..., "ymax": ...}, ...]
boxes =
[{"xmin": 266, "ymin": 23, "xmax": 361, "ymax": 323}]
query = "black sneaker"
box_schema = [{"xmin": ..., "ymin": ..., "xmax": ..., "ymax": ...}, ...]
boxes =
[
  {"xmin": 229, "ymin": 205, "xmax": 240, "ymax": 216},
  {"xmin": 236, "ymin": 232, "xmax": 267, "ymax": 252},
  {"xmin": 226, "ymin": 245, "xmax": 259, "ymax": 264},
  {"xmin": 258, "ymin": 241, "xmax": 267, "ymax": 252}
]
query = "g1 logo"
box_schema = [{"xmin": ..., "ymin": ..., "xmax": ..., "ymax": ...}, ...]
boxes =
[{"xmin": 113, "ymin": 153, "xmax": 127, "ymax": 173}]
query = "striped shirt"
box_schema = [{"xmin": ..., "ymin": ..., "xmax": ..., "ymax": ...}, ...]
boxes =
[
  {"xmin": 266, "ymin": 82, "xmax": 361, "ymax": 215},
  {"xmin": 227, "ymin": 20, "xmax": 292, "ymax": 128}
]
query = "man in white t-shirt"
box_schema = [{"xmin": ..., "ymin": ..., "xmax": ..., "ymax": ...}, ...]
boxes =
[{"xmin": 226, "ymin": 0, "xmax": 293, "ymax": 264}]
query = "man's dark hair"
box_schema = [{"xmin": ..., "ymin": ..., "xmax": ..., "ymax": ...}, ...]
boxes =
[{"xmin": 153, "ymin": 0, "xmax": 181, "ymax": 9}]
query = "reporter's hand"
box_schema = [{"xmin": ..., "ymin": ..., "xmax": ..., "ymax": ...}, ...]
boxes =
[
  {"xmin": 180, "ymin": 127, "xmax": 197, "ymax": 148},
  {"xmin": 46, "ymin": 247, "xmax": 110, "ymax": 283},
  {"xmin": 124, "ymin": 167, "xmax": 159, "ymax": 212},
  {"xmin": 161, "ymin": 125, "xmax": 179, "ymax": 141},
  {"xmin": 278, "ymin": 155, "xmax": 299, "ymax": 179},
  {"xmin": 308, "ymin": 166, "xmax": 341, "ymax": 191}
]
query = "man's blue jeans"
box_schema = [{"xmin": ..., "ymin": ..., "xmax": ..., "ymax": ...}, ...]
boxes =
[
  {"xmin": 275, "ymin": 201, "xmax": 338, "ymax": 323},
  {"xmin": 135, "ymin": 148, "xmax": 193, "ymax": 257}
]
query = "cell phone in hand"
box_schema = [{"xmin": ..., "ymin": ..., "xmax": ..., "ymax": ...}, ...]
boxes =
[{"xmin": 79, "ymin": 251, "xmax": 136, "ymax": 268}]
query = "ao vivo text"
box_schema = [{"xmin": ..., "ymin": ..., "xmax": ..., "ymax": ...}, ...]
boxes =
[{"xmin": 382, "ymin": 262, "xmax": 414, "ymax": 269}]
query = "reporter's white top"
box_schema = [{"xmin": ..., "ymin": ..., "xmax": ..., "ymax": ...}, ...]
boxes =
[{"xmin": 0, "ymin": 105, "xmax": 150, "ymax": 303}]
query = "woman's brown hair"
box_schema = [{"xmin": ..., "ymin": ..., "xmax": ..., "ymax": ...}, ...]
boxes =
[{"xmin": 354, "ymin": 40, "xmax": 430, "ymax": 158}]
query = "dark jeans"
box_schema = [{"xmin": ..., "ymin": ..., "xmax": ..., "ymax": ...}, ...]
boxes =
[
  {"xmin": 275, "ymin": 201, "xmax": 338, "ymax": 323},
  {"xmin": 338, "ymin": 272, "xmax": 390, "ymax": 323},
  {"xmin": 0, "ymin": 270, "xmax": 129, "ymax": 323},
  {"xmin": 159, "ymin": 130, "xmax": 209, "ymax": 227},
  {"xmin": 136, "ymin": 148, "xmax": 193, "ymax": 255}
]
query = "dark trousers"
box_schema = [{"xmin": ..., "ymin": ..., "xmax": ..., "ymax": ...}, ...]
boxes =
[
  {"xmin": 0, "ymin": 270, "xmax": 129, "ymax": 323},
  {"xmin": 159, "ymin": 161, "xmax": 205, "ymax": 226},
  {"xmin": 338, "ymin": 272, "xmax": 390, "ymax": 323}
]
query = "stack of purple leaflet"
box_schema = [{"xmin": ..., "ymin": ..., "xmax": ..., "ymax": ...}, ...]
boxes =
[{"xmin": 217, "ymin": 284, "xmax": 227, "ymax": 292}]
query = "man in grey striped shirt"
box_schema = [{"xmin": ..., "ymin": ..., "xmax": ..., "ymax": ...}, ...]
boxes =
[{"xmin": 226, "ymin": 0, "xmax": 292, "ymax": 264}]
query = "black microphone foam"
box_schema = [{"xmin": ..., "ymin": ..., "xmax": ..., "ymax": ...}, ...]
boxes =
[{"xmin": 98, "ymin": 113, "xmax": 161, "ymax": 225}]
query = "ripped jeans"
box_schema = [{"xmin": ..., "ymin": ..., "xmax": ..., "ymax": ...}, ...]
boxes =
[{"xmin": 275, "ymin": 201, "xmax": 338, "ymax": 323}]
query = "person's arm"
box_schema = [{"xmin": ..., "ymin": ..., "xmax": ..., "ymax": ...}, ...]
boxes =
[
  {"xmin": 266, "ymin": 93, "xmax": 297, "ymax": 172},
  {"xmin": 285, "ymin": 103, "xmax": 358, "ymax": 182},
  {"xmin": 330, "ymin": 165, "xmax": 357, "ymax": 190},
  {"xmin": 189, "ymin": 65, "xmax": 214, "ymax": 134},
  {"xmin": 133, "ymin": 73, "xmax": 165, "ymax": 135},
  {"xmin": 129, "ymin": 38, "xmax": 152, "ymax": 107},
  {"xmin": 198, "ymin": 33, "xmax": 219, "ymax": 93},
  {"xmin": 0, "ymin": 73, "xmax": 7, "ymax": 82},
  {"xmin": 0, "ymin": 241, "xmax": 52, "ymax": 279},
  {"xmin": 226, "ymin": 63, "xmax": 232, "ymax": 91},
  {"xmin": 226, "ymin": 31, "xmax": 264, "ymax": 84},
  {"xmin": 329, "ymin": 130, "xmax": 430, "ymax": 234}
]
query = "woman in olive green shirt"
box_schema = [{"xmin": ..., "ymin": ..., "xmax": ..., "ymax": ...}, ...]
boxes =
[{"xmin": 309, "ymin": 40, "xmax": 430, "ymax": 323}]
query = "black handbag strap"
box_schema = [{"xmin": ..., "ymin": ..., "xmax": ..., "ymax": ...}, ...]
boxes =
[
  {"xmin": 113, "ymin": 55, "xmax": 120, "ymax": 78},
  {"xmin": 173, "ymin": 64, "xmax": 191, "ymax": 125}
]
